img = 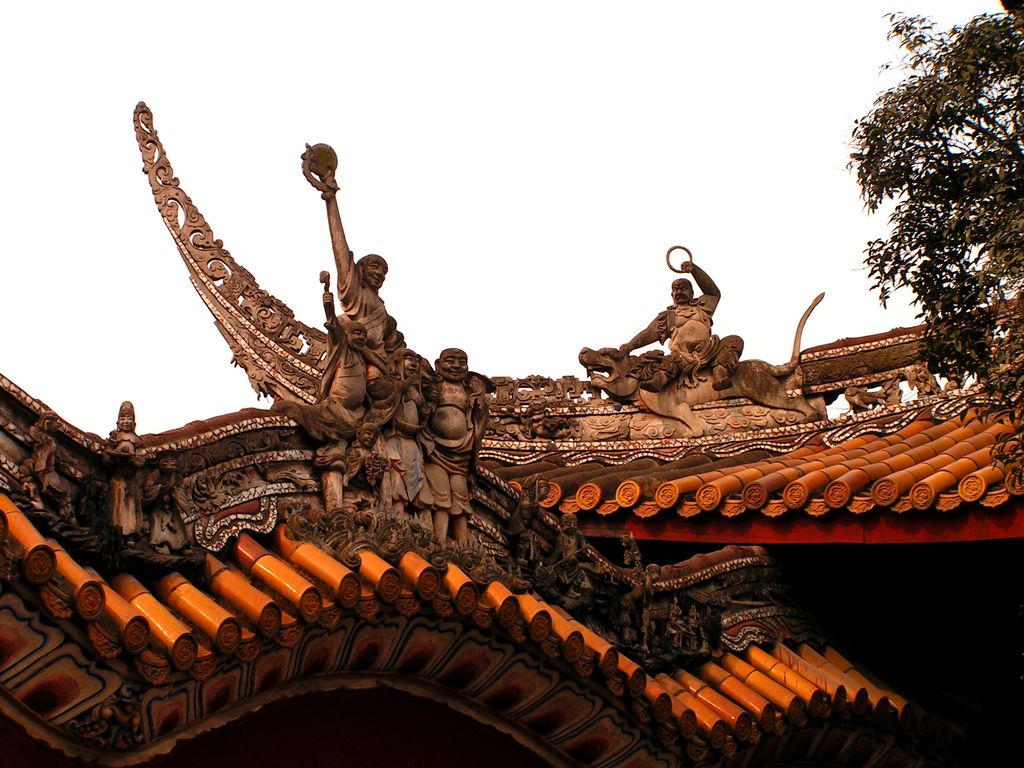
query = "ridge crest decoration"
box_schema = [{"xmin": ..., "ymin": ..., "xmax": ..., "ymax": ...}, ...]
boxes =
[{"xmin": 133, "ymin": 102, "xmax": 327, "ymax": 403}]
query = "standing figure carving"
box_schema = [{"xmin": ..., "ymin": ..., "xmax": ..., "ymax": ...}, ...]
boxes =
[
  {"xmin": 421, "ymin": 348, "xmax": 492, "ymax": 544},
  {"xmin": 507, "ymin": 477, "xmax": 548, "ymax": 570},
  {"xmin": 104, "ymin": 402, "xmax": 144, "ymax": 542},
  {"xmin": 133, "ymin": 109, "xmax": 504, "ymax": 548},
  {"xmin": 274, "ymin": 273, "xmax": 398, "ymax": 513},
  {"xmin": 386, "ymin": 349, "xmax": 433, "ymax": 522},
  {"xmin": 301, "ymin": 143, "xmax": 404, "ymax": 357},
  {"xmin": 142, "ymin": 455, "xmax": 188, "ymax": 553},
  {"xmin": 280, "ymin": 142, "xmax": 492, "ymax": 542},
  {"xmin": 343, "ymin": 422, "xmax": 390, "ymax": 492},
  {"xmin": 538, "ymin": 513, "xmax": 594, "ymax": 612},
  {"xmin": 21, "ymin": 411, "xmax": 59, "ymax": 501}
]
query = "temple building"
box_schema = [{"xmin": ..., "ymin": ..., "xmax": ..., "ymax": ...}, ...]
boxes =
[{"xmin": 0, "ymin": 104, "xmax": 1018, "ymax": 767}]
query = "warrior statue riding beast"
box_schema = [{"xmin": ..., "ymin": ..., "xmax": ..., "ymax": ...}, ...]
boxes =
[{"xmin": 579, "ymin": 246, "xmax": 826, "ymax": 435}]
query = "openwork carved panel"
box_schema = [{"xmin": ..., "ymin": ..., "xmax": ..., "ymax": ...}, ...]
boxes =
[{"xmin": 134, "ymin": 103, "xmax": 327, "ymax": 403}]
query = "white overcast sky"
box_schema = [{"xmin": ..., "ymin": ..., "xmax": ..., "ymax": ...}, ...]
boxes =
[{"xmin": 0, "ymin": 2, "xmax": 998, "ymax": 436}]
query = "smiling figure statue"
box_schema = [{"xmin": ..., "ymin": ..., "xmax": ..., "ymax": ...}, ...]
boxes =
[{"xmin": 420, "ymin": 348, "xmax": 492, "ymax": 543}]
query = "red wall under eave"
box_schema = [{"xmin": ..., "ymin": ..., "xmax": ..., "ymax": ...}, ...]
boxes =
[{"xmin": 580, "ymin": 499, "xmax": 1024, "ymax": 544}]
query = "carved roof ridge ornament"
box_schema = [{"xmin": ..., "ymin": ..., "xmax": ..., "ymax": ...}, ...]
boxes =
[
  {"xmin": 133, "ymin": 103, "xmax": 328, "ymax": 405},
  {"xmin": 134, "ymin": 105, "xmax": 494, "ymax": 549},
  {"xmin": 579, "ymin": 244, "xmax": 827, "ymax": 438}
]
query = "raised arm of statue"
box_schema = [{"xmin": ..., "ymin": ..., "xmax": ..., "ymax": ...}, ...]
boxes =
[
  {"xmin": 688, "ymin": 263, "xmax": 721, "ymax": 314},
  {"xmin": 325, "ymin": 195, "xmax": 359, "ymax": 308},
  {"xmin": 301, "ymin": 142, "xmax": 398, "ymax": 355},
  {"xmin": 301, "ymin": 144, "xmax": 358, "ymax": 310}
]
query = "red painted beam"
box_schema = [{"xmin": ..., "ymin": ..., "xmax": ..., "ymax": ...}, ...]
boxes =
[{"xmin": 578, "ymin": 500, "xmax": 1024, "ymax": 545}]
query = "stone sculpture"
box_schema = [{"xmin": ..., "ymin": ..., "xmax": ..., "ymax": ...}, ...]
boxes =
[
  {"xmin": 103, "ymin": 402, "xmax": 144, "ymax": 541},
  {"xmin": 844, "ymin": 380, "xmax": 900, "ymax": 413},
  {"xmin": 301, "ymin": 143, "xmax": 404, "ymax": 357},
  {"xmin": 421, "ymin": 348, "xmax": 492, "ymax": 544},
  {"xmin": 580, "ymin": 246, "xmax": 826, "ymax": 434},
  {"xmin": 385, "ymin": 349, "xmax": 432, "ymax": 521},
  {"xmin": 253, "ymin": 145, "xmax": 493, "ymax": 545},
  {"xmin": 506, "ymin": 477, "xmax": 548, "ymax": 570},
  {"xmin": 620, "ymin": 261, "xmax": 743, "ymax": 392},
  {"xmin": 274, "ymin": 273, "xmax": 400, "ymax": 514},
  {"xmin": 342, "ymin": 422, "xmax": 389, "ymax": 492},
  {"xmin": 21, "ymin": 411, "xmax": 59, "ymax": 500},
  {"xmin": 142, "ymin": 455, "xmax": 188, "ymax": 553},
  {"xmin": 537, "ymin": 513, "xmax": 594, "ymax": 612}
]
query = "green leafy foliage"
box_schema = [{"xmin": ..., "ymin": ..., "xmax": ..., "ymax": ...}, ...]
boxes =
[{"xmin": 851, "ymin": 11, "xmax": 1024, "ymax": 465}]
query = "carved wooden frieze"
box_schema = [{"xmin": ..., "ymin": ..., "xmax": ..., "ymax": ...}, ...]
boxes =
[{"xmin": 800, "ymin": 333, "xmax": 924, "ymax": 391}]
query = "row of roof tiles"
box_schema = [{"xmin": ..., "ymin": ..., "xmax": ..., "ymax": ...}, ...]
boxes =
[
  {"xmin": 510, "ymin": 412, "xmax": 1017, "ymax": 521},
  {"xmin": 0, "ymin": 493, "xmax": 943, "ymax": 761}
]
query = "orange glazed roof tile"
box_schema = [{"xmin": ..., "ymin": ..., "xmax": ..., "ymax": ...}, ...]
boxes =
[
  {"xmin": 554, "ymin": 409, "xmax": 1024, "ymax": 544},
  {"xmin": 0, "ymin": 491, "xmax": 946, "ymax": 765}
]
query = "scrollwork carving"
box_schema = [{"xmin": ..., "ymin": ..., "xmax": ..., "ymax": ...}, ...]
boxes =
[{"xmin": 134, "ymin": 103, "xmax": 328, "ymax": 403}]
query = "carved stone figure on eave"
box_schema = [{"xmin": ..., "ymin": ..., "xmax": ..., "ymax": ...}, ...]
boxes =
[
  {"xmin": 621, "ymin": 264, "xmax": 743, "ymax": 392},
  {"xmin": 670, "ymin": 599, "xmax": 716, "ymax": 659},
  {"xmin": 505, "ymin": 476, "xmax": 549, "ymax": 571},
  {"xmin": 141, "ymin": 454, "xmax": 188, "ymax": 554},
  {"xmin": 342, "ymin": 422, "xmax": 389, "ymax": 492},
  {"xmin": 274, "ymin": 272, "xmax": 399, "ymax": 514},
  {"xmin": 20, "ymin": 411, "xmax": 60, "ymax": 503},
  {"xmin": 23, "ymin": 413, "xmax": 57, "ymax": 480},
  {"xmin": 537, "ymin": 512, "xmax": 595, "ymax": 613},
  {"xmin": 844, "ymin": 379, "xmax": 900, "ymax": 414},
  {"xmin": 133, "ymin": 109, "xmax": 506, "ymax": 550},
  {"xmin": 619, "ymin": 562, "xmax": 664, "ymax": 657},
  {"xmin": 385, "ymin": 349, "xmax": 434, "ymax": 523},
  {"xmin": 905, "ymin": 363, "xmax": 940, "ymax": 397},
  {"xmin": 419, "ymin": 348, "xmax": 493, "ymax": 544},
  {"xmin": 277, "ymin": 273, "xmax": 397, "ymax": 436},
  {"xmin": 103, "ymin": 402, "xmax": 145, "ymax": 543},
  {"xmin": 302, "ymin": 143, "xmax": 405, "ymax": 358},
  {"xmin": 609, "ymin": 536, "xmax": 723, "ymax": 667},
  {"xmin": 579, "ymin": 247, "xmax": 826, "ymax": 434}
]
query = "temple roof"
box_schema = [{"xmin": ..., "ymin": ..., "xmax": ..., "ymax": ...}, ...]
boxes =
[
  {"xmin": 0, "ymin": 103, "xmax": 1011, "ymax": 766},
  {"xmin": 486, "ymin": 394, "xmax": 1024, "ymax": 546},
  {"xmin": 0, "ymin": 492, "xmax": 945, "ymax": 766}
]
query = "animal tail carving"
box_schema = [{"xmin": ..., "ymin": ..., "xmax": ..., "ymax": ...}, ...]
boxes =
[{"xmin": 769, "ymin": 292, "xmax": 825, "ymax": 377}]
